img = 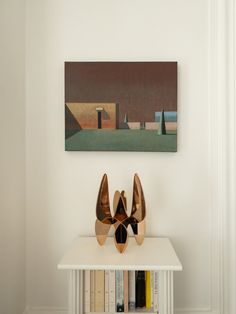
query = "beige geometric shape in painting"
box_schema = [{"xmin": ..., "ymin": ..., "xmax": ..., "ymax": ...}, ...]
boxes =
[
  {"xmin": 127, "ymin": 122, "xmax": 141, "ymax": 130},
  {"xmin": 145, "ymin": 122, "xmax": 159, "ymax": 130},
  {"xmin": 66, "ymin": 103, "xmax": 118, "ymax": 129}
]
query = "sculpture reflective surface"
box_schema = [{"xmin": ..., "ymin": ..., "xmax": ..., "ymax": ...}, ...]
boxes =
[{"xmin": 95, "ymin": 174, "xmax": 146, "ymax": 253}]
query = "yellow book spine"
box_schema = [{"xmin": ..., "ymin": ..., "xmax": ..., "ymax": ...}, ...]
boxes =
[{"xmin": 146, "ymin": 271, "xmax": 151, "ymax": 309}]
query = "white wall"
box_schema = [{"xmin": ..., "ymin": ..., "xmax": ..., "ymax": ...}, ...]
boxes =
[
  {"xmin": 0, "ymin": 0, "xmax": 25, "ymax": 314},
  {"xmin": 25, "ymin": 0, "xmax": 210, "ymax": 312}
]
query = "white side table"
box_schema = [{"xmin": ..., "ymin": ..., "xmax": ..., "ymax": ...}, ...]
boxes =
[{"xmin": 58, "ymin": 237, "xmax": 182, "ymax": 314}]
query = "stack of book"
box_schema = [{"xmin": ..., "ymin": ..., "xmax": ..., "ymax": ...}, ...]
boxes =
[{"xmin": 83, "ymin": 270, "xmax": 159, "ymax": 313}]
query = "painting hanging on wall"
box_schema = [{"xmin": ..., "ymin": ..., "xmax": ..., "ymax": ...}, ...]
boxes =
[{"xmin": 65, "ymin": 62, "xmax": 177, "ymax": 152}]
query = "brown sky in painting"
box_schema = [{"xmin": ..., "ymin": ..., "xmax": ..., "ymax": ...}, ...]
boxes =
[{"xmin": 65, "ymin": 62, "xmax": 177, "ymax": 123}]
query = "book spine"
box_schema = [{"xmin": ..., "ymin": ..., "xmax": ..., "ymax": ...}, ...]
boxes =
[
  {"xmin": 84, "ymin": 270, "xmax": 90, "ymax": 313},
  {"xmin": 116, "ymin": 270, "xmax": 124, "ymax": 312},
  {"xmin": 109, "ymin": 270, "xmax": 116, "ymax": 312},
  {"xmin": 145, "ymin": 271, "xmax": 151, "ymax": 309},
  {"xmin": 135, "ymin": 271, "xmax": 146, "ymax": 308},
  {"xmin": 123, "ymin": 270, "xmax": 129, "ymax": 313},
  {"xmin": 105, "ymin": 270, "xmax": 109, "ymax": 312},
  {"xmin": 128, "ymin": 271, "xmax": 135, "ymax": 311},
  {"xmin": 153, "ymin": 271, "xmax": 159, "ymax": 312},
  {"xmin": 90, "ymin": 270, "xmax": 95, "ymax": 312},
  {"xmin": 94, "ymin": 270, "xmax": 105, "ymax": 312}
]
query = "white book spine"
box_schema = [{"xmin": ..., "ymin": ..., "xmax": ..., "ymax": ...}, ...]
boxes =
[
  {"xmin": 109, "ymin": 270, "xmax": 116, "ymax": 312},
  {"xmin": 116, "ymin": 270, "xmax": 124, "ymax": 312},
  {"xmin": 128, "ymin": 270, "xmax": 135, "ymax": 311},
  {"xmin": 153, "ymin": 271, "xmax": 159, "ymax": 312},
  {"xmin": 90, "ymin": 270, "xmax": 95, "ymax": 312},
  {"xmin": 105, "ymin": 270, "xmax": 109, "ymax": 312},
  {"xmin": 84, "ymin": 270, "xmax": 90, "ymax": 313}
]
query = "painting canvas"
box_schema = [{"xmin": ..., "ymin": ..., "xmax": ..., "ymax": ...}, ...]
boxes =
[{"xmin": 65, "ymin": 62, "xmax": 177, "ymax": 152}]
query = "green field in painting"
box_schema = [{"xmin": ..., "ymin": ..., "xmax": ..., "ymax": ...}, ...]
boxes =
[{"xmin": 65, "ymin": 130, "xmax": 177, "ymax": 152}]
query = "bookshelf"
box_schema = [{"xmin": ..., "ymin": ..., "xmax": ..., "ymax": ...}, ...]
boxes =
[{"xmin": 58, "ymin": 237, "xmax": 182, "ymax": 314}]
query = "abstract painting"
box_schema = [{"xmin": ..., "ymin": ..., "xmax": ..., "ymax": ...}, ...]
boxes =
[{"xmin": 65, "ymin": 62, "xmax": 177, "ymax": 152}]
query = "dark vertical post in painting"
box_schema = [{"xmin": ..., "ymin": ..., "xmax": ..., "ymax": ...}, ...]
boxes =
[
  {"xmin": 158, "ymin": 109, "xmax": 166, "ymax": 135},
  {"xmin": 98, "ymin": 111, "xmax": 102, "ymax": 129},
  {"xmin": 96, "ymin": 107, "xmax": 103, "ymax": 129},
  {"xmin": 116, "ymin": 103, "xmax": 119, "ymax": 129}
]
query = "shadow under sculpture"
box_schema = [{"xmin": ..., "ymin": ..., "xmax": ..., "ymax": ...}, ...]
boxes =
[{"xmin": 95, "ymin": 174, "xmax": 146, "ymax": 253}]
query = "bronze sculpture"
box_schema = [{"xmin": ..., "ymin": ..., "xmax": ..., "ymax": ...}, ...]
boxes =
[{"xmin": 95, "ymin": 174, "xmax": 146, "ymax": 253}]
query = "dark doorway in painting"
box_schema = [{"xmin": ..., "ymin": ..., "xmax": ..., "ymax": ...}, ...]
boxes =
[{"xmin": 65, "ymin": 62, "xmax": 177, "ymax": 152}]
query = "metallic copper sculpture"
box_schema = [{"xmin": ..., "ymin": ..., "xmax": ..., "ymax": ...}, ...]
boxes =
[{"xmin": 95, "ymin": 174, "xmax": 146, "ymax": 253}]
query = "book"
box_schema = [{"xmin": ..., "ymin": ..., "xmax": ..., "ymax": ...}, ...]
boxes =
[
  {"xmin": 90, "ymin": 270, "xmax": 95, "ymax": 312},
  {"xmin": 109, "ymin": 270, "xmax": 116, "ymax": 312},
  {"xmin": 116, "ymin": 270, "xmax": 124, "ymax": 312},
  {"xmin": 153, "ymin": 271, "xmax": 159, "ymax": 312},
  {"xmin": 94, "ymin": 270, "xmax": 105, "ymax": 312},
  {"xmin": 128, "ymin": 271, "xmax": 135, "ymax": 311},
  {"xmin": 84, "ymin": 270, "xmax": 90, "ymax": 313},
  {"xmin": 135, "ymin": 271, "xmax": 146, "ymax": 308},
  {"xmin": 145, "ymin": 271, "xmax": 151, "ymax": 309},
  {"xmin": 123, "ymin": 270, "xmax": 129, "ymax": 313},
  {"xmin": 105, "ymin": 270, "xmax": 109, "ymax": 312}
]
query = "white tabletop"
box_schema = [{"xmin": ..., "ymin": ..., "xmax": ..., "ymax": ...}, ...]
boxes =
[{"xmin": 58, "ymin": 237, "xmax": 182, "ymax": 271}]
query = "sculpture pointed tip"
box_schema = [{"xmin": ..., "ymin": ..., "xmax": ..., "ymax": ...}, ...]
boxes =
[
  {"xmin": 135, "ymin": 235, "xmax": 145, "ymax": 245},
  {"xmin": 114, "ymin": 233, "xmax": 129, "ymax": 253},
  {"xmin": 96, "ymin": 235, "xmax": 107, "ymax": 246},
  {"xmin": 102, "ymin": 173, "xmax": 108, "ymax": 181},
  {"xmin": 116, "ymin": 243, "xmax": 126, "ymax": 253},
  {"xmin": 134, "ymin": 173, "xmax": 141, "ymax": 183}
]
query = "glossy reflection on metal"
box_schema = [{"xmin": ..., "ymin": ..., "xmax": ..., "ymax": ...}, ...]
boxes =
[{"xmin": 95, "ymin": 173, "xmax": 146, "ymax": 253}]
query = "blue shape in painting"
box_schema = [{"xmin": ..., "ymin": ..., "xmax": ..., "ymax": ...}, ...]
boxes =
[{"xmin": 155, "ymin": 111, "xmax": 177, "ymax": 122}]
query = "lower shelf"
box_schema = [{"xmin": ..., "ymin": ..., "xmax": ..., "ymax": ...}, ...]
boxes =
[
  {"xmin": 87, "ymin": 312, "xmax": 157, "ymax": 314},
  {"xmin": 69, "ymin": 270, "xmax": 173, "ymax": 314}
]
